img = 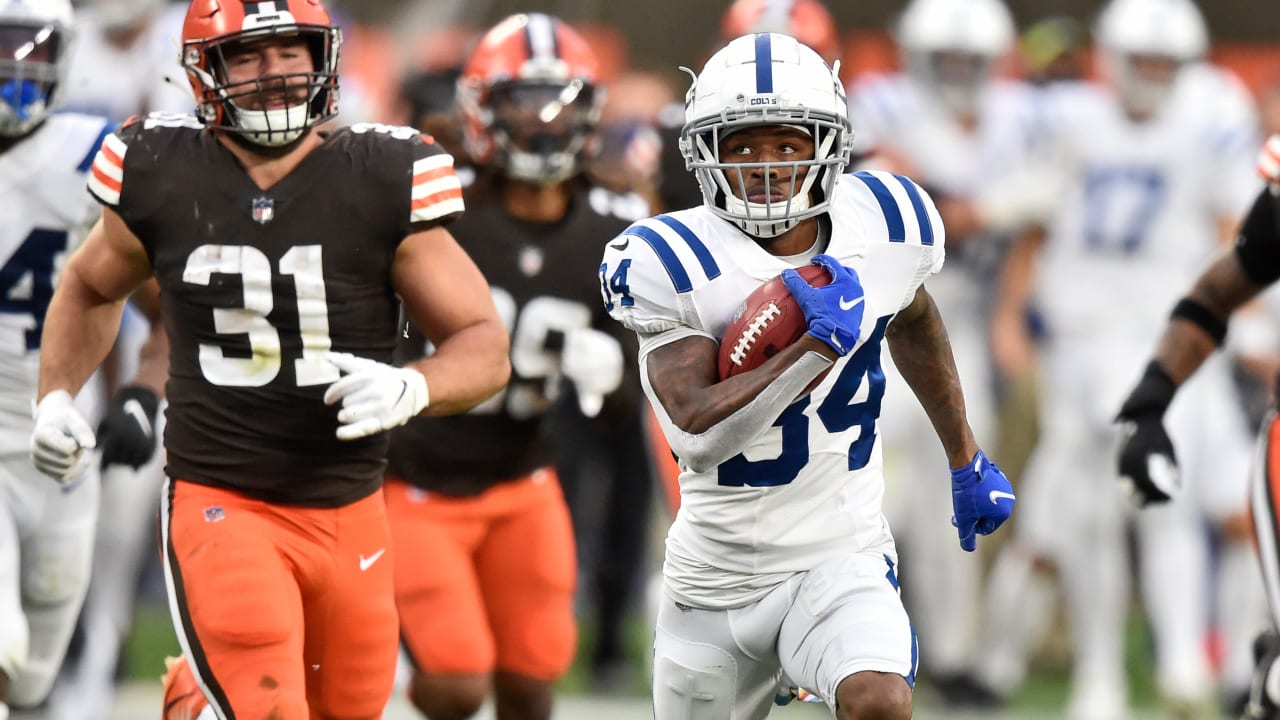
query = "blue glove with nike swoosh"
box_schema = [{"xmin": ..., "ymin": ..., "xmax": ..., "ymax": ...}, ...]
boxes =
[
  {"xmin": 780, "ymin": 254, "xmax": 865, "ymax": 356},
  {"xmin": 950, "ymin": 449, "xmax": 1014, "ymax": 552}
]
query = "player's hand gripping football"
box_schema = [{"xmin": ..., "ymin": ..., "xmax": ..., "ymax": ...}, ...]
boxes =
[
  {"xmin": 779, "ymin": 254, "xmax": 865, "ymax": 356},
  {"xmin": 1115, "ymin": 366, "xmax": 1180, "ymax": 506},
  {"xmin": 950, "ymin": 450, "xmax": 1015, "ymax": 552},
  {"xmin": 323, "ymin": 352, "xmax": 429, "ymax": 441},
  {"xmin": 97, "ymin": 385, "xmax": 160, "ymax": 470},
  {"xmin": 31, "ymin": 389, "xmax": 97, "ymax": 483},
  {"xmin": 562, "ymin": 328, "xmax": 624, "ymax": 418}
]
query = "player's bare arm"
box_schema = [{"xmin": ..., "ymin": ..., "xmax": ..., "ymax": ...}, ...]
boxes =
[
  {"xmin": 645, "ymin": 333, "xmax": 835, "ymax": 435},
  {"xmin": 989, "ymin": 225, "xmax": 1045, "ymax": 379},
  {"xmin": 887, "ymin": 285, "xmax": 979, "ymax": 468},
  {"xmin": 1154, "ymin": 247, "xmax": 1262, "ymax": 384},
  {"xmin": 39, "ymin": 207, "xmax": 153, "ymax": 398},
  {"xmin": 393, "ymin": 225, "xmax": 511, "ymax": 415}
]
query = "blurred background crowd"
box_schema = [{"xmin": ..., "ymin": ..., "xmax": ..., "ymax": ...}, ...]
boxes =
[{"xmin": 37, "ymin": 0, "xmax": 1280, "ymax": 718}]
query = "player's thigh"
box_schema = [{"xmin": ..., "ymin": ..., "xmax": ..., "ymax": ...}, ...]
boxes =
[
  {"xmin": 305, "ymin": 490, "xmax": 399, "ymax": 719},
  {"xmin": 385, "ymin": 479, "xmax": 493, "ymax": 675},
  {"xmin": 652, "ymin": 593, "xmax": 783, "ymax": 720},
  {"xmin": 778, "ymin": 552, "xmax": 917, "ymax": 709},
  {"xmin": 163, "ymin": 479, "xmax": 308, "ymax": 719},
  {"xmin": 476, "ymin": 475, "xmax": 577, "ymax": 679}
]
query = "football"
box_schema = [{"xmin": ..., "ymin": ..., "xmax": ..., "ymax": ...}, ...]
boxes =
[{"xmin": 718, "ymin": 264, "xmax": 831, "ymax": 381}]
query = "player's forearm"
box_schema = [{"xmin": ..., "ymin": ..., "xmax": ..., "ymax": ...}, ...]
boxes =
[
  {"xmin": 132, "ymin": 322, "xmax": 170, "ymax": 398},
  {"xmin": 406, "ymin": 318, "xmax": 511, "ymax": 415},
  {"xmin": 38, "ymin": 269, "xmax": 127, "ymax": 399},
  {"xmin": 1153, "ymin": 250, "xmax": 1260, "ymax": 385},
  {"xmin": 887, "ymin": 297, "xmax": 979, "ymax": 468}
]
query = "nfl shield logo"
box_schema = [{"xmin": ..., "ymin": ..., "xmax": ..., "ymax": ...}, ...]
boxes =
[
  {"xmin": 251, "ymin": 196, "xmax": 274, "ymax": 225},
  {"xmin": 203, "ymin": 506, "xmax": 225, "ymax": 523},
  {"xmin": 518, "ymin": 245, "xmax": 543, "ymax": 277}
]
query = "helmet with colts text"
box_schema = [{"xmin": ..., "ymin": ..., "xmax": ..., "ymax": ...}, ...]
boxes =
[
  {"xmin": 681, "ymin": 32, "xmax": 852, "ymax": 239},
  {"xmin": 720, "ymin": 0, "xmax": 841, "ymax": 65},
  {"xmin": 458, "ymin": 13, "xmax": 604, "ymax": 184},
  {"xmin": 896, "ymin": 0, "xmax": 1014, "ymax": 118},
  {"xmin": 1095, "ymin": 0, "xmax": 1207, "ymax": 118},
  {"xmin": 0, "ymin": 0, "xmax": 74, "ymax": 138},
  {"xmin": 180, "ymin": 0, "xmax": 341, "ymax": 147}
]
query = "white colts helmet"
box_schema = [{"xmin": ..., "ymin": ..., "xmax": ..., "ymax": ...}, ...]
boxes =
[
  {"xmin": 1095, "ymin": 0, "xmax": 1207, "ymax": 118},
  {"xmin": 897, "ymin": 0, "xmax": 1014, "ymax": 117},
  {"xmin": 681, "ymin": 32, "xmax": 852, "ymax": 239},
  {"xmin": 0, "ymin": 0, "xmax": 75, "ymax": 137}
]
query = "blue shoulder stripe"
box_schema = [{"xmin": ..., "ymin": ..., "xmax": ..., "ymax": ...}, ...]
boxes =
[
  {"xmin": 851, "ymin": 171, "xmax": 905, "ymax": 242},
  {"xmin": 627, "ymin": 225, "xmax": 693, "ymax": 293},
  {"xmin": 76, "ymin": 120, "xmax": 115, "ymax": 174},
  {"xmin": 655, "ymin": 214, "xmax": 721, "ymax": 281},
  {"xmin": 891, "ymin": 174, "xmax": 934, "ymax": 246}
]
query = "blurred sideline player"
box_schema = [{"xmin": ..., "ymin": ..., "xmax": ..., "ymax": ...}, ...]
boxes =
[
  {"xmin": 33, "ymin": 1, "xmax": 510, "ymax": 718},
  {"xmin": 384, "ymin": 14, "xmax": 644, "ymax": 720},
  {"xmin": 1113, "ymin": 137, "xmax": 1280, "ymax": 720},
  {"xmin": 0, "ymin": 1, "xmax": 111, "ymax": 717},
  {"xmin": 600, "ymin": 31, "xmax": 1014, "ymax": 719},
  {"xmin": 47, "ymin": 3, "xmax": 187, "ymax": 718},
  {"xmin": 981, "ymin": 0, "xmax": 1266, "ymax": 716},
  {"xmin": 845, "ymin": 0, "xmax": 1021, "ymax": 703}
]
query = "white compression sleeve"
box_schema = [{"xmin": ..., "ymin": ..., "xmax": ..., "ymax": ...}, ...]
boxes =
[{"xmin": 642, "ymin": 349, "xmax": 833, "ymax": 473}]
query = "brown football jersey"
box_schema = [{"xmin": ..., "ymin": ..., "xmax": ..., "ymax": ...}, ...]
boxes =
[
  {"xmin": 388, "ymin": 174, "xmax": 647, "ymax": 496},
  {"xmin": 87, "ymin": 115, "xmax": 463, "ymax": 506}
]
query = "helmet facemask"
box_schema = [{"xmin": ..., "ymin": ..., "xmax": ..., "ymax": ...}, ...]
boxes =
[
  {"xmin": 685, "ymin": 112, "xmax": 845, "ymax": 238},
  {"xmin": 0, "ymin": 21, "xmax": 69, "ymax": 138},
  {"xmin": 481, "ymin": 78, "xmax": 600, "ymax": 184},
  {"xmin": 184, "ymin": 23, "xmax": 341, "ymax": 147},
  {"xmin": 1105, "ymin": 51, "xmax": 1182, "ymax": 119}
]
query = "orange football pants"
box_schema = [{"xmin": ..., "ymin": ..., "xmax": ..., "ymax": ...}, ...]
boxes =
[
  {"xmin": 384, "ymin": 470, "xmax": 577, "ymax": 680},
  {"xmin": 161, "ymin": 479, "xmax": 398, "ymax": 720}
]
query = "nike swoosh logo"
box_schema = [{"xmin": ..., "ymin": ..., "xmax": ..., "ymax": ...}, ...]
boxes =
[
  {"xmin": 838, "ymin": 296, "xmax": 864, "ymax": 311},
  {"xmin": 123, "ymin": 399, "xmax": 152, "ymax": 437},
  {"xmin": 988, "ymin": 490, "xmax": 1016, "ymax": 504},
  {"xmin": 359, "ymin": 548, "xmax": 386, "ymax": 571},
  {"xmin": 609, "ymin": 238, "xmax": 630, "ymax": 251}
]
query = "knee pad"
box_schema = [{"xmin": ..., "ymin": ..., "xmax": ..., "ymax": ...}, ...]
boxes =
[
  {"xmin": 21, "ymin": 549, "xmax": 88, "ymax": 608},
  {"xmin": 652, "ymin": 656, "xmax": 734, "ymax": 720}
]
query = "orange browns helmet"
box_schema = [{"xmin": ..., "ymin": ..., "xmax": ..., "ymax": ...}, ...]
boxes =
[
  {"xmin": 458, "ymin": 13, "xmax": 603, "ymax": 184},
  {"xmin": 181, "ymin": 0, "xmax": 341, "ymax": 147},
  {"xmin": 720, "ymin": 0, "xmax": 840, "ymax": 64}
]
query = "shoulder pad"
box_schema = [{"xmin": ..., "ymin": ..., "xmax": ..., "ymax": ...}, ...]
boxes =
[
  {"xmin": 600, "ymin": 212, "xmax": 723, "ymax": 335},
  {"xmin": 842, "ymin": 170, "xmax": 945, "ymax": 251}
]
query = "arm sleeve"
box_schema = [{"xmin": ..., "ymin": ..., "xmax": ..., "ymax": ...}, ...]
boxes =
[{"xmin": 638, "ymin": 335, "xmax": 834, "ymax": 473}]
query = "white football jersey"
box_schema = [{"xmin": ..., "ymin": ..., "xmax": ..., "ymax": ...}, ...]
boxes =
[
  {"xmin": 1027, "ymin": 70, "xmax": 1260, "ymax": 345},
  {"xmin": 849, "ymin": 74, "xmax": 1040, "ymax": 199},
  {"xmin": 63, "ymin": 4, "xmax": 192, "ymax": 121},
  {"xmin": 0, "ymin": 114, "xmax": 110, "ymax": 443},
  {"xmin": 600, "ymin": 170, "xmax": 945, "ymax": 608}
]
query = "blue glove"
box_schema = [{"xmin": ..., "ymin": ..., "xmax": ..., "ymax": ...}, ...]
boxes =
[
  {"xmin": 950, "ymin": 450, "xmax": 1014, "ymax": 552},
  {"xmin": 780, "ymin": 254, "xmax": 865, "ymax": 356}
]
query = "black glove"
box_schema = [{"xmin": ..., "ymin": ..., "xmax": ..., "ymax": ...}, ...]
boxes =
[
  {"xmin": 98, "ymin": 385, "xmax": 160, "ymax": 470},
  {"xmin": 1115, "ymin": 362, "xmax": 1179, "ymax": 506}
]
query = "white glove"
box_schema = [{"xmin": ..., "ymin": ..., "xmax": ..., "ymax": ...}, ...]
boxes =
[
  {"xmin": 31, "ymin": 389, "xmax": 97, "ymax": 483},
  {"xmin": 323, "ymin": 352, "xmax": 429, "ymax": 441},
  {"xmin": 561, "ymin": 328, "xmax": 623, "ymax": 418},
  {"xmin": 1259, "ymin": 135, "xmax": 1280, "ymax": 186}
]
